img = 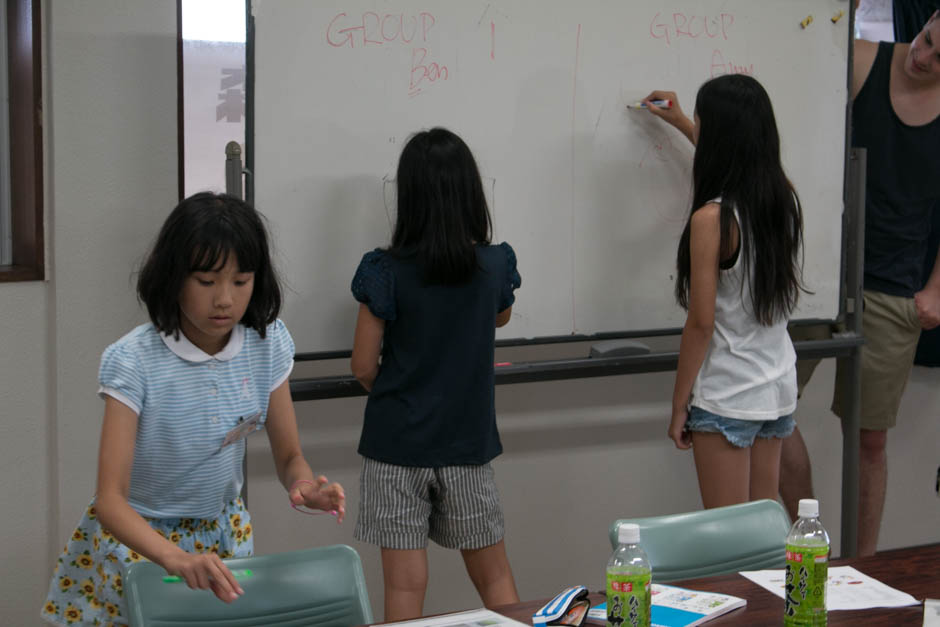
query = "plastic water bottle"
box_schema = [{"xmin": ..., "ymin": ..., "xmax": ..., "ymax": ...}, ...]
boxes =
[
  {"xmin": 606, "ymin": 523, "xmax": 651, "ymax": 627},
  {"xmin": 784, "ymin": 498, "xmax": 830, "ymax": 626}
]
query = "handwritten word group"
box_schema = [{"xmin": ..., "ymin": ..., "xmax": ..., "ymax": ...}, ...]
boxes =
[
  {"xmin": 650, "ymin": 11, "xmax": 735, "ymax": 46},
  {"xmin": 326, "ymin": 11, "xmax": 449, "ymax": 97},
  {"xmin": 327, "ymin": 11, "xmax": 436, "ymax": 48},
  {"xmin": 649, "ymin": 11, "xmax": 753, "ymax": 78}
]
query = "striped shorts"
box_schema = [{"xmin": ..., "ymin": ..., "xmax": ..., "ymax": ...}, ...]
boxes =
[{"xmin": 355, "ymin": 457, "xmax": 505, "ymax": 551}]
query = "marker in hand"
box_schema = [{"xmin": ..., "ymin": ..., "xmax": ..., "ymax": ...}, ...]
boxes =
[
  {"xmin": 163, "ymin": 569, "xmax": 254, "ymax": 583},
  {"xmin": 628, "ymin": 99, "xmax": 672, "ymax": 109}
]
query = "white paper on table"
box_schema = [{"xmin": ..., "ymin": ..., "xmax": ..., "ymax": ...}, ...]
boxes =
[
  {"xmin": 376, "ymin": 608, "xmax": 531, "ymax": 627},
  {"xmin": 924, "ymin": 599, "xmax": 940, "ymax": 626},
  {"xmin": 738, "ymin": 566, "xmax": 920, "ymax": 611}
]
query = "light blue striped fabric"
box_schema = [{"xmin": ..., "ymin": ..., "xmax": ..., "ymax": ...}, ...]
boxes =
[{"xmin": 97, "ymin": 320, "xmax": 294, "ymax": 518}]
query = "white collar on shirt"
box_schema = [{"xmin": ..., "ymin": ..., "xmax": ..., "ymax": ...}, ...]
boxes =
[{"xmin": 160, "ymin": 324, "xmax": 245, "ymax": 362}]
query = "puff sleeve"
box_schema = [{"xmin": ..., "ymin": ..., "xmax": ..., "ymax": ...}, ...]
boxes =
[
  {"xmin": 267, "ymin": 319, "xmax": 296, "ymax": 391},
  {"xmin": 497, "ymin": 242, "xmax": 522, "ymax": 312},
  {"xmin": 98, "ymin": 342, "xmax": 146, "ymax": 415},
  {"xmin": 351, "ymin": 249, "xmax": 397, "ymax": 321}
]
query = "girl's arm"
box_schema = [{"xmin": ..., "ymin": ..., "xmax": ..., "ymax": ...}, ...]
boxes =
[
  {"xmin": 265, "ymin": 380, "xmax": 346, "ymax": 521},
  {"xmin": 94, "ymin": 397, "xmax": 244, "ymax": 602},
  {"xmin": 669, "ymin": 204, "xmax": 721, "ymax": 449},
  {"xmin": 642, "ymin": 90, "xmax": 695, "ymax": 144},
  {"xmin": 350, "ymin": 303, "xmax": 385, "ymax": 392}
]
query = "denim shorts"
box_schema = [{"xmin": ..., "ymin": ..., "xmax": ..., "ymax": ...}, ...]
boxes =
[{"xmin": 686, "ymin": 406, "xmax": 796, "ymax": 448}]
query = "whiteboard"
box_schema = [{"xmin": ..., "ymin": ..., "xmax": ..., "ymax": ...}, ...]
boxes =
[{"xmin": 251, "ymin": 0, "xmax": 848, "ymax": 353}]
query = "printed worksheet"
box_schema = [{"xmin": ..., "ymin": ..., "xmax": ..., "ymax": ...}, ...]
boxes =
[
  {"xmin": 739, "ymin": 566, "xmax": 920, "ymax": 610},
  {"xmin": 377, "ymin": 608, "xmax": 530, "ymax": 627}
]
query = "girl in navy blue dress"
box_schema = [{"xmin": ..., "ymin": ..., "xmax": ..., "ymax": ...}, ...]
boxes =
[{"xmin": 350, "ymin": 128, "xmax": 521, "ymax": 621}]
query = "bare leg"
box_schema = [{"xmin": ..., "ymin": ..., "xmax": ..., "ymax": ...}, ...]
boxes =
[
  {"xmin": 779, "ymin": 426, "xmax": 814, "ymax": 521},
  {"xmin": 857, "ymin": 428, "xmax": 887, "ymax": 557},
  {"xmin": 749, "ymin": 436, "xmax": 783, "ymax": 502},
  {"xmin": 381, "ymin": 548, "xmax": 429, "ymax": 622},
  {"xmin": 461, "ymin": 540, "xmax": 520, "ymax": 607},
  {"xmin": 691, "ymin": 432, "xmax": 750, "ymax": 508}
]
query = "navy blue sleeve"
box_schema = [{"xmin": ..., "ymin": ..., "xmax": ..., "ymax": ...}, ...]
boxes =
[
  {"xmin": 351, "ymin": 249, "xmax": 397, "ymax": 321},
  {"xmin": 497, "ymin": 242, "xmax": 521, "ymax": 312}
]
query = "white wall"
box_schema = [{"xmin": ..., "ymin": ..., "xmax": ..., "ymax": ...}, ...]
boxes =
[
  {"xmin": 2, "ymin": 2, "xmax": 938, "ymax": 624},
  {"xmin": 0, "ymin": 282, "xmax": 53, "ymax": 622},
  {"xmin": 48, "ymin": 0, "xmax": 179, "ymax": 545}
]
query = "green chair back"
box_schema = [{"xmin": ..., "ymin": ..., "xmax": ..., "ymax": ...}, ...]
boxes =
[
  {"xmin": 125, "ymin": 544, "xmax": 372, "ymax": 627},
  {"xmin": 609, "ymin": 499, "xmax": 791, "ymax": 583}
]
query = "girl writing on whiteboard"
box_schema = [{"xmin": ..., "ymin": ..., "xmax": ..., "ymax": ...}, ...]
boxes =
[
  {"xmin": 350, "ymin": 127, "xmax": 521, "ymax": 621},
  {"xmin": 41, "ymin": 193, "xmax": 345, "ymax": 626},
  {"xmin": 643, "ymin": 75, "xmax": 804, "ymax": 508}
]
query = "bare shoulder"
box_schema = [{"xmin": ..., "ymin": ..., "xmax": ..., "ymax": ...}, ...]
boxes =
[
  {"xmin": 689, "ymin": 203, "xmax": 722, "ymax": 252},
  {"xmin": 690, "ymin": 202, "xmax": 721, "ymax": 228},
  {"xmin": 852, "ymin": 39, "xmax": 881, "ymax": 99}
]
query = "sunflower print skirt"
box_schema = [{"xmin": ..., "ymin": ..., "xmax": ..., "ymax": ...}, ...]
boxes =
[{"xmin": 41, "ymin": 497, "xmax": 252, "ymax": 626}]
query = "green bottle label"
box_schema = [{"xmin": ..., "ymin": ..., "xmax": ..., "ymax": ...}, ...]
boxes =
[
  {"xmin": 606, "ymin": 571, "xmax": 650, "ymax": 627},
  {"xmin": 784, "ymin": 544, "xmax": 828, "ymax": 625}
]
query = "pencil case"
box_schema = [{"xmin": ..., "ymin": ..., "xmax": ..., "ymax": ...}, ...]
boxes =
[{"xmin": 532, "ymin": 585, "xmax": 591, "ymax": 626}]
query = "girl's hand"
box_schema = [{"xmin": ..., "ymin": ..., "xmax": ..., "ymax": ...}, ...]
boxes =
[
  {"xmin": 668, "ymin": 406, "xmax": 692, "ymax": 450},
  {"xmin": 643, "ymin": 90, "xmax": 683, "ymax": 122},
  {"xmin": 642, "ymin": 90, "xmax": 695, "ymax": 144},
  {"xmin": 290, "ymin": 476, "xmax": 346, "ymax": 523},
  {"xmin": 163, "ymin": 550, "xmax": 243, "ymax": 602}
]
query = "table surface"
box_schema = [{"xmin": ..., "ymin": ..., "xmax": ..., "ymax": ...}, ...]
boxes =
[{"xmin": 488, "ymin": 542, "xmax": 939, "ymax": 626}]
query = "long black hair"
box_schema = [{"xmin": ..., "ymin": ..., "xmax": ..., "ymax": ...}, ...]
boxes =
[
  {"xmin": 391, "ymin": 127, "xmax": 492, "ymax": 284},
  {"xmin": 137, "ymin": 192, "xmax": 282, "ymax": 337},
  {"xmin": 675, "ymin": 74, "xmax": 804, "ymax": 325}
]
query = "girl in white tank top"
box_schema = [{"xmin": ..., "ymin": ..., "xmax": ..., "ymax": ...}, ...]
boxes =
[{"xmin": 643, "ymin": 75, "xmax": 804, "ymax": 508}]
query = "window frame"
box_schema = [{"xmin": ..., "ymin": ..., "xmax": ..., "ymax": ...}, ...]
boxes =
[{"xmin": 0, "ymin": 0, "xmax": 43, "ymax": 282}]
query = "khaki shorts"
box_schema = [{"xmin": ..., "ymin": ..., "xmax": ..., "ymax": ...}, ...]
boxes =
[{"xmin": 789, "ymin": 290, "xmax": 921, "ymax": 431}]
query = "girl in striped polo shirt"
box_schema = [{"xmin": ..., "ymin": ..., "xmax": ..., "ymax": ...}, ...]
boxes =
[{"xmin": 42, "ymin": 193, "xmax": 345, "ymax": 626}]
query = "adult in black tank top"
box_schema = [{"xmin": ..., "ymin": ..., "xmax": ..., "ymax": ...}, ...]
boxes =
[{"xmin": 781, "ymin": 9, "xmax": 940, "ymax": 557}]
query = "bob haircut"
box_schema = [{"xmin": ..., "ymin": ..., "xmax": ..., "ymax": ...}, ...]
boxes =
[
  {"xmin": 137, "ymin": 192, "xmax": 282, "ymax": 338},
  {"xmin": 675, "ymin": 74, "xmax": 804, "ymax": 325},
  {"xmin": 392, "ymin": 127, "xmax": 492, "ymax": 284}
]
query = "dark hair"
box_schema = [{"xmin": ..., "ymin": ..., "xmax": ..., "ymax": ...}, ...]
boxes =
[
  {"xmin": 137, "ymin": 192, "xmax": 282, "ymax": 337},
  {"xmin": 391, "ymin": 127, "xmax": 492, "ymax": 284},
  {"xmin": 675, "ymin": 74, "xmax": 805, "ymax": 325}
]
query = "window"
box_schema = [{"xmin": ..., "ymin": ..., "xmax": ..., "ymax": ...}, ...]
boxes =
[
  {"xmin": 856, "ymin": 0, "xmax": 894, "ymax": 42},
  {"xmin": 181, "ymin": 0, "xmax": 246, "ymax": 198},
  {"xmin": 0, "ymin": 0, "xmax": 42, "ymax": 281}
]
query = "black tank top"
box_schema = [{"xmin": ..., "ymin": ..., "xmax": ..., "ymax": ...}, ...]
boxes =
[{"xmin": 853, "ymin": 42, "xmax": 940, "ymax": 297}]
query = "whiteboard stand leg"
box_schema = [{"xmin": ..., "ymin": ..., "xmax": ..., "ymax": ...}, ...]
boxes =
[
  {"xmin": 227, "ymin": 139, "xmax": 249, "ymax": 504},
  {"xmin": 839, "ymin": 147, "xmax": 865, "ymax": 558}
]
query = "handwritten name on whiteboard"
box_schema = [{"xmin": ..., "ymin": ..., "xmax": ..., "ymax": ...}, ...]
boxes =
[
  {"xmin": 649, "ymin": 11, "xmax": 754, "ymax": 78},
  {"xmin": 325, "ymin": 11, "xmax": 450, "ymax": 97}
]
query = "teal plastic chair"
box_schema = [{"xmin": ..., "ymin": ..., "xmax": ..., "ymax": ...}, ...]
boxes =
[
  {"xmin": 125, "ymin": 544, "xmax": 372, "ymax": 627},
  {"xmin": 609, "ymin": 499, "xmax": 791, "ymax": 583}
]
